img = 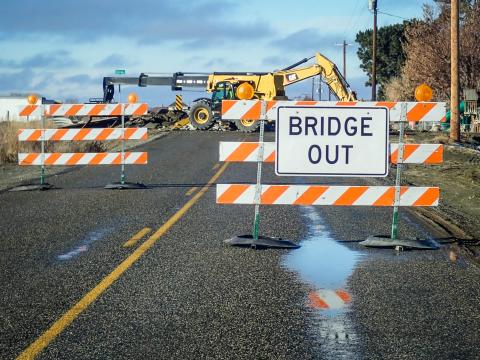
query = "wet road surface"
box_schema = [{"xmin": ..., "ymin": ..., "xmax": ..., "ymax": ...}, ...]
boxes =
[{"xmin": 1, "ymin": 131, "xmax": 479, "ymax": 359}]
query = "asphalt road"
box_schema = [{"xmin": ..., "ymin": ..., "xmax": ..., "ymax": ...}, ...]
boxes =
[{"xmin": 1, "ymin": 131, "xmax": 479, "ymax": 359}]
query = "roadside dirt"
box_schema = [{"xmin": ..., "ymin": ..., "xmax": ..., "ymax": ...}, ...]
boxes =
[{"xmin": 392, "ymin": 132, "xmax": 480, "ymax": 242}]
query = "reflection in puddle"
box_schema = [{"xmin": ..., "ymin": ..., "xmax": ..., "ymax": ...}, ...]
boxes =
[
  {"xmin": 283, "ymin": 207, "xmax": 362, "ymax": 358},
  {"xmin": 57, "ymin": 227, "xmax": 112, "ymax": 261}
]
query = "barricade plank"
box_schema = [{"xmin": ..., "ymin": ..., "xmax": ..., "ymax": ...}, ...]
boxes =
[
  {"xmin": 18, "ymin": 128, "xmax": 148, "ymax": 142},
  {"xmin": 216, "ymin": 184, "xmax": 439, "ymax": 206},
  {"xmin": 18, "ymin": 152, "xmax": 148, "ymax": 166},
  {"xmin": 219, "ymin": 142, "xmax": 443, "ymax": 164}
]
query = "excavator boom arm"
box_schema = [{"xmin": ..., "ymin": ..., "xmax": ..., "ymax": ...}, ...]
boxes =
[{"xmin": 275, "ymin": 53, "xmax": 356, "ymax": 102}]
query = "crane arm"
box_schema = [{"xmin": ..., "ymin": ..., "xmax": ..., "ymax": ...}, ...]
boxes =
[{"xmin": 275, "ymin": 53, "xmax": 357, "ymax": 101}]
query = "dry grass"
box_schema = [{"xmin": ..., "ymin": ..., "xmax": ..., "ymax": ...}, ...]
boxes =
[{"xmin": 0, "ymin": 121, "xmax": 106, "ymax": 165}]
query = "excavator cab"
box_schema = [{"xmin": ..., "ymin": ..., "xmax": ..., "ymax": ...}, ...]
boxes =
[{"xmin": 211, "ymin": 81, "xmax": 235, "ymax": 108}]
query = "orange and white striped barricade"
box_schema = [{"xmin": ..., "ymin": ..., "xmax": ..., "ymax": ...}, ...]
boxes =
[
  {"xmin": 221, "ymin": 100, "xmax": 447, "ymax": 124},
  {"xmin": 218, "ymin": 100, "xmax": 445, "ymax": 250},
  {"xmin": 219, "ymin": 142, "xmax": 444, "ymax": 165},
  {"xmin": 13, "ymin": 101, "xmax": 149, "ymax": 191},
  {"xmin": 19, "ymin": 103, "xmax": 149, "ymax": 117}
]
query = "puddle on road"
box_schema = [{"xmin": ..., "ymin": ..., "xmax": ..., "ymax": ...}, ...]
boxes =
[
  {"xmin": 283, "ymin": 206, "xmax": 363, "ymax": 358},
  {"xmin": 57, "ymin": 227, "xmax": 112, "ymax": 261}
]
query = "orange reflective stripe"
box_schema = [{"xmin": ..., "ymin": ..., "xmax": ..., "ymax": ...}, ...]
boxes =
[
  {"xmin": 136, "ymin": 152, "xmax": 148, "ymax": 164},
  {"xmin": 66, "ymin": 153, "xmax": 84, "ymax": 165},
  {"xmin": 47, "ymin": 104, "xmax": 61, "ymax": 116},
  {"xmin": 295, "ymin": 101, "xmax": 317, "ymax": 106},
  {"xmin": 111, "ymin": 104, "xmax": 122, "ymax": 116},
  {"xmin": 97, "ymin": 128, "xmax": 114, "ymax": 140},
  {"xmin": 293, "ymin": 186, "xmax": 328, "ymax": 205},
  {"xmin": 261, "ymin": 185, "xmax": 289, "ymax": 204},
  {"xmin": 50, "ymin": 129, "xmax": 68, "ymax": 141},
  {"xmin": 19, "ymin": 105, "xmax": 37, "ymax": 116},
  {"xmin": 240, "ymin": 101, "xmax": 261, "ymax": 120},
  {"xmin": 131, "ymin": 103, "xmax": 148, "ymax": 115},
  {"xmin": 334, "ymin": 186, "xmax": 369, "ymax": 205},
  {"xmin": 336, "ymin": 101, "xmax": 357, "ymax": 106},
  {"xmin": 413, "ymin": 188, "xmax": 439, "ymax": 206},
  {"xmin": 335, "ymin": 290, "xmax": 351, "ymax": 303},
  {"xmin": 266, "ymin": 100, "xmax": 277, "ymax": 113},
  {"xmin": 225, "ymin": 143, "xmax": 258, "ymax": 162},
  {"xmin": 72, "ymin": 129, "xmax": 90, "ymax": 141},
  {"xmin": 20, "ymin": 153, "xmax": 38, "ymax": 165},
  {"xmin": 26, "ymin": 130, "xmax": 42, "ymax": 141},
  {"xmin": 123, "ymin": 128, "xmax": 136, "ymax": 140},
  {"xmin": 375, "ymin": 101, "xmax": 396, "ymax": 109},
  {"xmin": 424, "ymin": 145, "xmax": 443, "ymax": 164},
  {"xmin": 111, "ymin": 153, "xmax": 122, "ymax": 165},
  {"xmin": 87, "ymin": 104, "xmax": 106, "ymax": 116},
  {"xmin": 44, "ymin": 153, "xmax": 62, "ymax": 165},
  {"xmin": 373, "ymin": 187, "xmax": 395, "ymax": 206},
  {"xmin": 218, "ymin": 184, "xmax": 250, "ymax": 204},
  {"xmin": 90, "ymin": 153, "xmax": 108, "ymax": 165},
  {"xmin": 221, "ymin": 100, "xmax": 236, "ymax": 115},
  {"xmin": 65, "ymin": 104, "xmax": 83, "ymax": 116},
  {"xmin": 402, "ymin": 144, "xmax": 420, "ymax": 162},
  {"xmin": 407, "ymin": 103, "xmax": 436, "ymax": 122},
  {"xmin": 264, "ymin": 151, "xmax": 275, "ymax": 163},
  {"xmin": 373, "ymin": 187, "xmax": 408, "ymax": 206},
  {"xmin": 390, "ymin": 149, "xmax": 399, "ymax": 164},
  {"xmin": 308, "ymin": 292, "xmax": 329, "ymax": 309}
]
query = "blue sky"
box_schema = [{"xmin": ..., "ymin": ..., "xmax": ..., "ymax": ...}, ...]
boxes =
[{"xmin": 0, "ymin": 0, "xmax": 432, "ymax": 105}]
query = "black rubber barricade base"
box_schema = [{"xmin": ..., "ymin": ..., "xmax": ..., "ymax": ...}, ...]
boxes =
[
  {"xmin": 104, "ymin": 182, "xmax": 147, "ymax": 190},
  {"xmin": 360, "ymin": 235, "xmax": 440, "ymax": 250},
  {"xmin": 9, "ymin": 183, "xmax": 53, "ymax": 192},
  {"xmin": 224, "ymin": 235, "xmax": 300, "ymax": 249}
]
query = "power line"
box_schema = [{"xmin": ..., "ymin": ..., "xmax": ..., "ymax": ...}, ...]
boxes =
[{"xmin": 377, "ymin": 10, "xmax": 407, "ymax": 20}]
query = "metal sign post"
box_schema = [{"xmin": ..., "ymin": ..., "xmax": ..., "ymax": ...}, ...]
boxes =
[
  {"xmin": 104, "ymin": 93, "xmax": 147, "ymax": 190},
  {"xmin": 252, "ymin": 103, "xmax": 266, "ymax": 240},
  {"xmin": 120, "ymin": 103, "xmax": 126, "ymax": 185},
  {"xmin": 391, "ymin": 103, "xmax": 407, "ymax": 240},
  {"xmin": 40, "ymin": 104, "xmax": 46, "ymax": 186},
  {"xmin": 223, "ymin": 103, "xmax": 300, "ymax": 249},
  {"xmin": 361, "ymin": 102, "xmax": 439, "ymax": 250}
]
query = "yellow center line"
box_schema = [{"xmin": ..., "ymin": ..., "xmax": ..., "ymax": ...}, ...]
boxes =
[
  {"xmin": 185, "ymin": 187, "xmax": 198, "ymax": 196},
  {"xmin": 17, "ymin": 162, "xmax": 229, "ymax": 360},
  {"xmin": 212, "ymin": 163, "xmax": 220, "ymax": 171},
  {"xmin": 122, "ymin": 227, "xmax": 152, "ymax": 248}
]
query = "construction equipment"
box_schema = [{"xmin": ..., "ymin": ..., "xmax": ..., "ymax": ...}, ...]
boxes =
[
  {"xmin": 443, "ymin": 88, "xmax": 480, "ymax": 133},
  {"xmin": 101, "ymin": 52, "xmax": 356, "ymax": 132}
]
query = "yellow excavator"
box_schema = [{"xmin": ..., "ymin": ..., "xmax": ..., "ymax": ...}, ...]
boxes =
[
  {"xmin": 188, "ymin": 53, "xmax": 356, "ymax": 131},
  {"xmin": 101, "ymin": 52, "xmax": 356, "ymax": 132}
]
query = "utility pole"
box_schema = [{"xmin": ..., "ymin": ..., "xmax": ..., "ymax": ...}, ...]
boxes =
[
  {"xmin": 370, "ymin": 0, "xmax": 378, "ymax": 101},
  {"xmin": 335, "ymin": 40, "xmax": 351, "ymax": 80},
  {"xmin": 450, "ymin": 0, "xmax": 460, "ymax": 142},
  {"xmin": 311, "ymin": 77, "xmax": 315, "ymax": 100}
]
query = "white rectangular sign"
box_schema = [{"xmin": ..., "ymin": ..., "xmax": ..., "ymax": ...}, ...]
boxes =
[{"xmin": 275, "ymin": 106, "xmax": 389, "ymax": 177}]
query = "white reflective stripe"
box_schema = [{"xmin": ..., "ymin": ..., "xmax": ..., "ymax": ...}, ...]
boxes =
[
  {"xmin": 101, "ymin": 153, "xmax": 119, "ymax": 164},
  {"xmin": 234, "ymin": 186, "xmax": 256, "ymax": 204},
  {"xmin": 18, "ymin": 129, "xmax": 35, "ymax": 141},
  {"xmin": 406, "ymin": 144, "xmax": 442, "ymax": 163},
  {"xmin": 223, "ymin": 100, "xmax": 258, "ymax": 119},
  {"xmin": 315, "ymin": 186, "xmax": 349, "ymax": 205},
  {"xmin": 274, "ymin": 185, "xmax": 305, "ymax": 204},
  {"xmin": 315, "ymin": 289, "xmax": 346, "ymax": 309},
  {"xmin": 125, "ymin": 152, "xmax": 141, "ymax": 163},
  {"xmin": 353, "ymin": 187, "xmax": 389, "ymax": 205},
  {"xmin": 399, "ymin": 187, "xmax": 427, "ymax": 206}
]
